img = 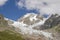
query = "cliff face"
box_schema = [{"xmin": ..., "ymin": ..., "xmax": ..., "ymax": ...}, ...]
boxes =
[{"xmin": 40, "ymin": 14, "xmax": 60, "ymax": 30}]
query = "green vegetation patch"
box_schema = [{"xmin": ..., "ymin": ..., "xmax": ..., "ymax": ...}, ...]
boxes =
[{"xmin": 0, "ymin": 30, "xmax": 24, "ymax": 40}]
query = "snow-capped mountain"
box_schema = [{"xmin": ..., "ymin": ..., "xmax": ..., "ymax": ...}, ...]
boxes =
[
  {"xmin": 17, "ymin": 13, "xmax": 49, "ymax": 30},
  {"xmin": 18, "ymin": 13, "xmax": 44, "ymax": 25},
  {"xmin": 0, "ymin": 13, "xmax": 60, "ymax": 40},
  {"xmin": 4, "ymin": 13, "xmax": 53, "ymax": 40}
]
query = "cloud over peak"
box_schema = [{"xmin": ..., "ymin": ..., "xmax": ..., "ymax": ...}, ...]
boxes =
[{"xmin": 17, "ymin": 0, "xmax": 60, "ymax": 15}]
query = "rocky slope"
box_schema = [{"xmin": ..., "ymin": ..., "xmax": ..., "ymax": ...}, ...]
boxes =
[
  {"xmin": 40, "ymin": 14, "xmax": 60, "ymax": 40},
  {"xmin": 41, "ymin": 14, "xmax": 60, "ymax": 30},
  {"xmin": 16, "ymin": 13, "xmax": 60, "ymax": 40},
  {"xmin": 0, "ymin": 13, "xmax": 60, "ymax": 40},
  {"xmin": 0, "ymin": 14, "xmax": 24, "ymax": 40},
  {"xmin": 11, "ymin": 13, "xmax": 53, "ymax": 40}
]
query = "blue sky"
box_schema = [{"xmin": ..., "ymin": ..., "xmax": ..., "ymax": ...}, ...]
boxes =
[
  {"xmin": 0, "ymin": 0, "xmax": 38, "ymax": 20},
  {"xmin": 0, "ymin": 0, "xmax": 60, "ymax": 20}
]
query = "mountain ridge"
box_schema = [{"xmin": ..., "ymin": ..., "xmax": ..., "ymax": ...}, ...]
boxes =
[{"xmin": 0, "ymin": 13, "xmax": 60, "ymax": 40}]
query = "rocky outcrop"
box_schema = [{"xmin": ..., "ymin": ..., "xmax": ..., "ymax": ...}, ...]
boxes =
[
  {"xmin": 40, "ymin": 14, "xmax": 60, "ymax": 30},
  {"xmin": 0, "ymin": 14, "xmax": 8, "ymax": 27}
]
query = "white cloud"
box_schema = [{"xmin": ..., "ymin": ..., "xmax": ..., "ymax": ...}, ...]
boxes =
[
  {"xmin": 17, "ymin": 1, "xmax": 24, "ymax": 8},
  {"xmin": 17, "ymin": 0, "xmax": 60, "ymax": 15},
  {"xmin": 0, "ymin": 0, "xmax": 8, "ymax": 6}
]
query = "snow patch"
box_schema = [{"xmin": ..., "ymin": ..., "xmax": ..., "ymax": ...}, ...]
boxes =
[
  {"xmin": 29, "ymin": 14, "xmax": 38, "ymax": 21},
  {"xmin": 29, "ymin": 18, "xmax": 47, "ymax": 28},
  {"xmin": 11, "ymin": 19, "xmax": 53, "ymax": 39},
  {"xmin": 4, "ymin": 16, "xmax": 53, "ymax": 39},
  {"xmin": 23, "ymin": 13, "xmax": 31, "ymax": 18}
]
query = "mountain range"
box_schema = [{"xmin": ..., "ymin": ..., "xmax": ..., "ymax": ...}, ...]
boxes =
[{"xmin": 0, "ymin": 13, "xmax": 60, "ymax": 40}]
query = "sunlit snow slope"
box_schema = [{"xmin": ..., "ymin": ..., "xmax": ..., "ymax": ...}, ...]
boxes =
[{"xmin": 4, "ymin": 13, "xmax": 53, "ymax": 39}]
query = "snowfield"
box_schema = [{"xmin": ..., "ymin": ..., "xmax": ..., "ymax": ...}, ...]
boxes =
[
  {"xmin": 9, "ymin": 19, "xmax": 53, "ymax": 39},
  {"xmin": 4, "ymin": 14, "xmax": 53, "ymax": 39}
]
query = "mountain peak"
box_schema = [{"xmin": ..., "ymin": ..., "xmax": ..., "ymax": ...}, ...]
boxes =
[
  {"xmin": 18, "ymin": 13, "xmax": 44, "ymax": 25},
  {"xmin": 1, "ymin": 13, "xmax": 60, "ymax": 40}
]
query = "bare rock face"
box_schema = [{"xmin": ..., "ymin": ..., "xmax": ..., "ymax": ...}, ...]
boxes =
[
  {"xmin": 0, "ymin": 14, "xmax": 8, "ymax": 27},
  {"xmin": 40, "ymin": 14, "xmax": 60, "ymax": 30}
]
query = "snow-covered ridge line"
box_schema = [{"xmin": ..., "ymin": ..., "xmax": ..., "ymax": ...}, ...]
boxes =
[
  {"xmin": 23, "ymin": 13, "xmax": 37, "ymax": 18},
  {"xmin": 4, "ymin": 16, "xmax": 53, "ymax": 39}
]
